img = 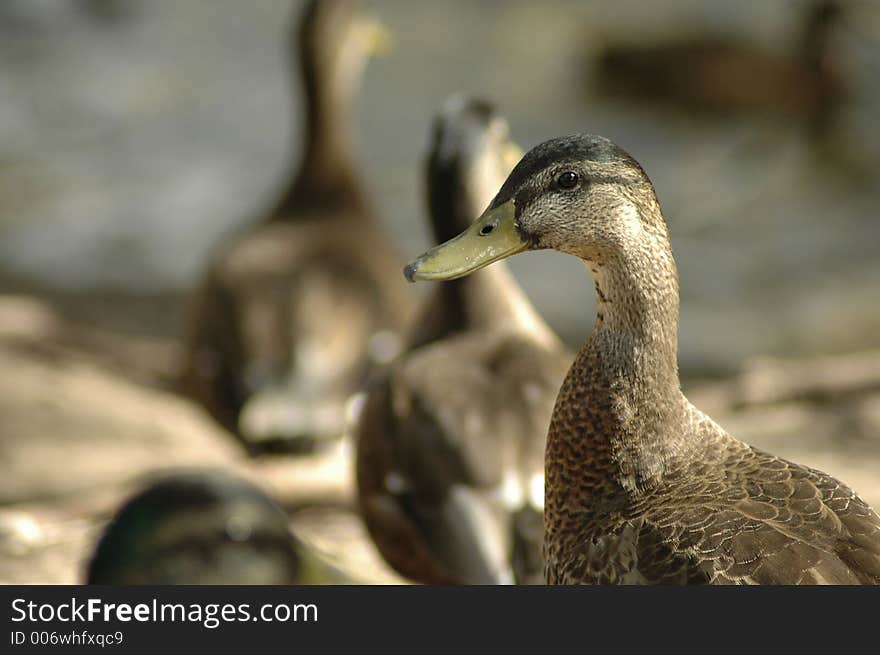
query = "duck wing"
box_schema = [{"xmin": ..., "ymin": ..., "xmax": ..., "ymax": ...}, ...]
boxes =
[
  {"xmin": 639, "ymin": 446, "xmax": 880, "ymax": 585},
  {"xmin": 553, "ymin": 439, "xmax": 880, "ymax": 585},
  {"xmin": 357, "ymin": 330, "xmax": 569, "ymax": 584}
]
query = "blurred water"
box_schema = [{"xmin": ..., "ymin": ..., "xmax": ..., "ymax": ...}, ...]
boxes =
[{"xmin": 0, "ymin": 0, "xmax": 878, "ymax": 373}]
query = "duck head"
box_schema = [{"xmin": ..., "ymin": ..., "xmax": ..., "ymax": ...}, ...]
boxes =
[
  {"xmin": 295, "ymin": 0, "xmax": 391, "ymax": 110},
  {"xmin": 86, "ymin": 471, "xmax": 302, "ymax": 584},
  {"xmin": 406, "ymin": 134, "xmax": 666, "ymax": 281},
  {"xmin": 426, "ymin": 95, "xmax": 524, "ymax": 244}
]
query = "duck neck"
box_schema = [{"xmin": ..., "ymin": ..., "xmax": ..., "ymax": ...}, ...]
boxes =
[
  {"xmin": 588, "ymin": 243, "xmax": 680, "ymax": 388},
  {"xmin": 301, "ymin": 80, "xmax": 358, "ymax": 184},
  {"xmin": 549, "ymin": 226, "xmax": 691, "ymax": 502},
  {"xmin": 801, "ymin": 1, "xmax": 839, "ymax": 72},
  {"xmin": 273, "ymin": 55, "xmax": 366, "ymax": 218}
]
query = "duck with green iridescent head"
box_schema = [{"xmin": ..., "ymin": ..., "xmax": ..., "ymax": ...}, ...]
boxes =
[{"xmin": 86, "ymin": 470, "xmax": 349, "ymax": 584}]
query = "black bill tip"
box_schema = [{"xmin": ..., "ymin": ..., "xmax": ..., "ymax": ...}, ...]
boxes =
[{"xmin": 403, "ymin": 261, "xmax": 419, "ymax": 283}]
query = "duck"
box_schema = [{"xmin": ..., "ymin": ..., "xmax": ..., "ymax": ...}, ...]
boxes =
[
  {"xmin": 184, "ymin": 0, "xmax": 412, "ymax": 455},
  {"xmin": 85, "ymin": 470, "xmax": 349, "ymax": 584},
  {"xmin": 404, "ymin": 133, "xmax": 880, "ymax": 584},
  {"xmin": 354, "ymin": 97, "xmax": 572, "ymax": 585},
  {"xmin": 593, "ymin": 0, "xmax": 846, "ymax": 138}
]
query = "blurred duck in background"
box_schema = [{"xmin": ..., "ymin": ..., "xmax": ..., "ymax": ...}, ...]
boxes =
[
  {"xmin": 86, "ymin": 470, "xmax": 349, "ymax": 584},
  {"xmin": 594, "ymin": 0, "xmax": 846, "ymax": 139},
  {"xmin": 184, "ymin": 0, "xmax": 412, "ymax": 455},
  {"xmin": 354, "ymin": 96, "xmax": 572, "ymax": 584}
]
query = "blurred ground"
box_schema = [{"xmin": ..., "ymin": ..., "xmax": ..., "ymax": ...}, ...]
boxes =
[
  {"xmin": 0, "ymin": 287, "xmax": 405, "ymax": 584},
  {"xmin": 0, "ymin": 286, "xmax": 877, "ymax": 584}
]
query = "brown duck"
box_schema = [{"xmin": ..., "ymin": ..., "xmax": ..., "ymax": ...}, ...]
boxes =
[
  {"xmin": 184, "ymin": 0, "xmax": 411, "ymax": 454},
  {"xmin": 594, "ymin": 0, "xmax": 846, "ymax": 138},
  {"xmin": 355, "ymin": 96, "xmax": 571, "ymax": 584},
  {"xmin": 405, "ymin": 133, "xmax": 880, "ymax": 584}
]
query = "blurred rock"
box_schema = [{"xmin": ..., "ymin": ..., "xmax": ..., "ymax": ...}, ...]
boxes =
[
  {"xmin": 691, "ymin": 349, "xmax": 880, "ymax": 408},
  {"xmin": 0, "ymin": 290, "xmax": 402, "ymax": 583},
  {"xmin": 0, "ymin": 322, "xmax": 238, "ymax": 504}
]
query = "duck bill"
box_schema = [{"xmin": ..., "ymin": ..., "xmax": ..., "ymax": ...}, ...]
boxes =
[
  {"xmin": 404, "ymin": 200, "xmax": 528, "ymax": 282},
  {"xmin": 356, "ymin": 16, "xmax": 393, "ymax": 57}
]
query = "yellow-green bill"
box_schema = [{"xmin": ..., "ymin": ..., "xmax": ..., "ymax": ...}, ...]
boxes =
[
  {"xmin": 404, "ymin": 199, "xmax": 528, "ymax": 282},
  {"xmin": 355, "ymin": 16, "xmax": 393, "ymax": 57}
]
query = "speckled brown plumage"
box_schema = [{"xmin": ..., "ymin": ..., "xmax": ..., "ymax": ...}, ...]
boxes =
[
  {"xmin": 409, "ymin": 132, "xmax": 880, "ymax": 584},
  {"xmin": 545, "ymin": 348, "xmax": 880, "ymax": 584},
  {"xmin": 355, "ymin": 97, "xmax": 571, "ymax": 584},
  {"xmin": 183, "ymin": 0, "xmax": 411, "ymax": 452},
  {"xmin": 510, "ymin": 135, "xmax": 880, "ymax": 585}
]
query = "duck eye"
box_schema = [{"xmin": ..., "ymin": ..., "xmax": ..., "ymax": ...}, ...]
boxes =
[{"xmin": 556, "ymin": 171, "xmax": 579, "ymax": 190}]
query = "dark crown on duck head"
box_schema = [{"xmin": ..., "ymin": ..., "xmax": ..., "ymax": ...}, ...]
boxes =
[
  {"xmin": 802, "ymin": 0, "xmax": 844, "ymax": 66},
  {"xmin": 490, "ymin": 134, "xmax": 652, "ymax": 211},
  {"xmin": 86, "ymin": 472, "xmax": 300, "ymax": 583}
]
